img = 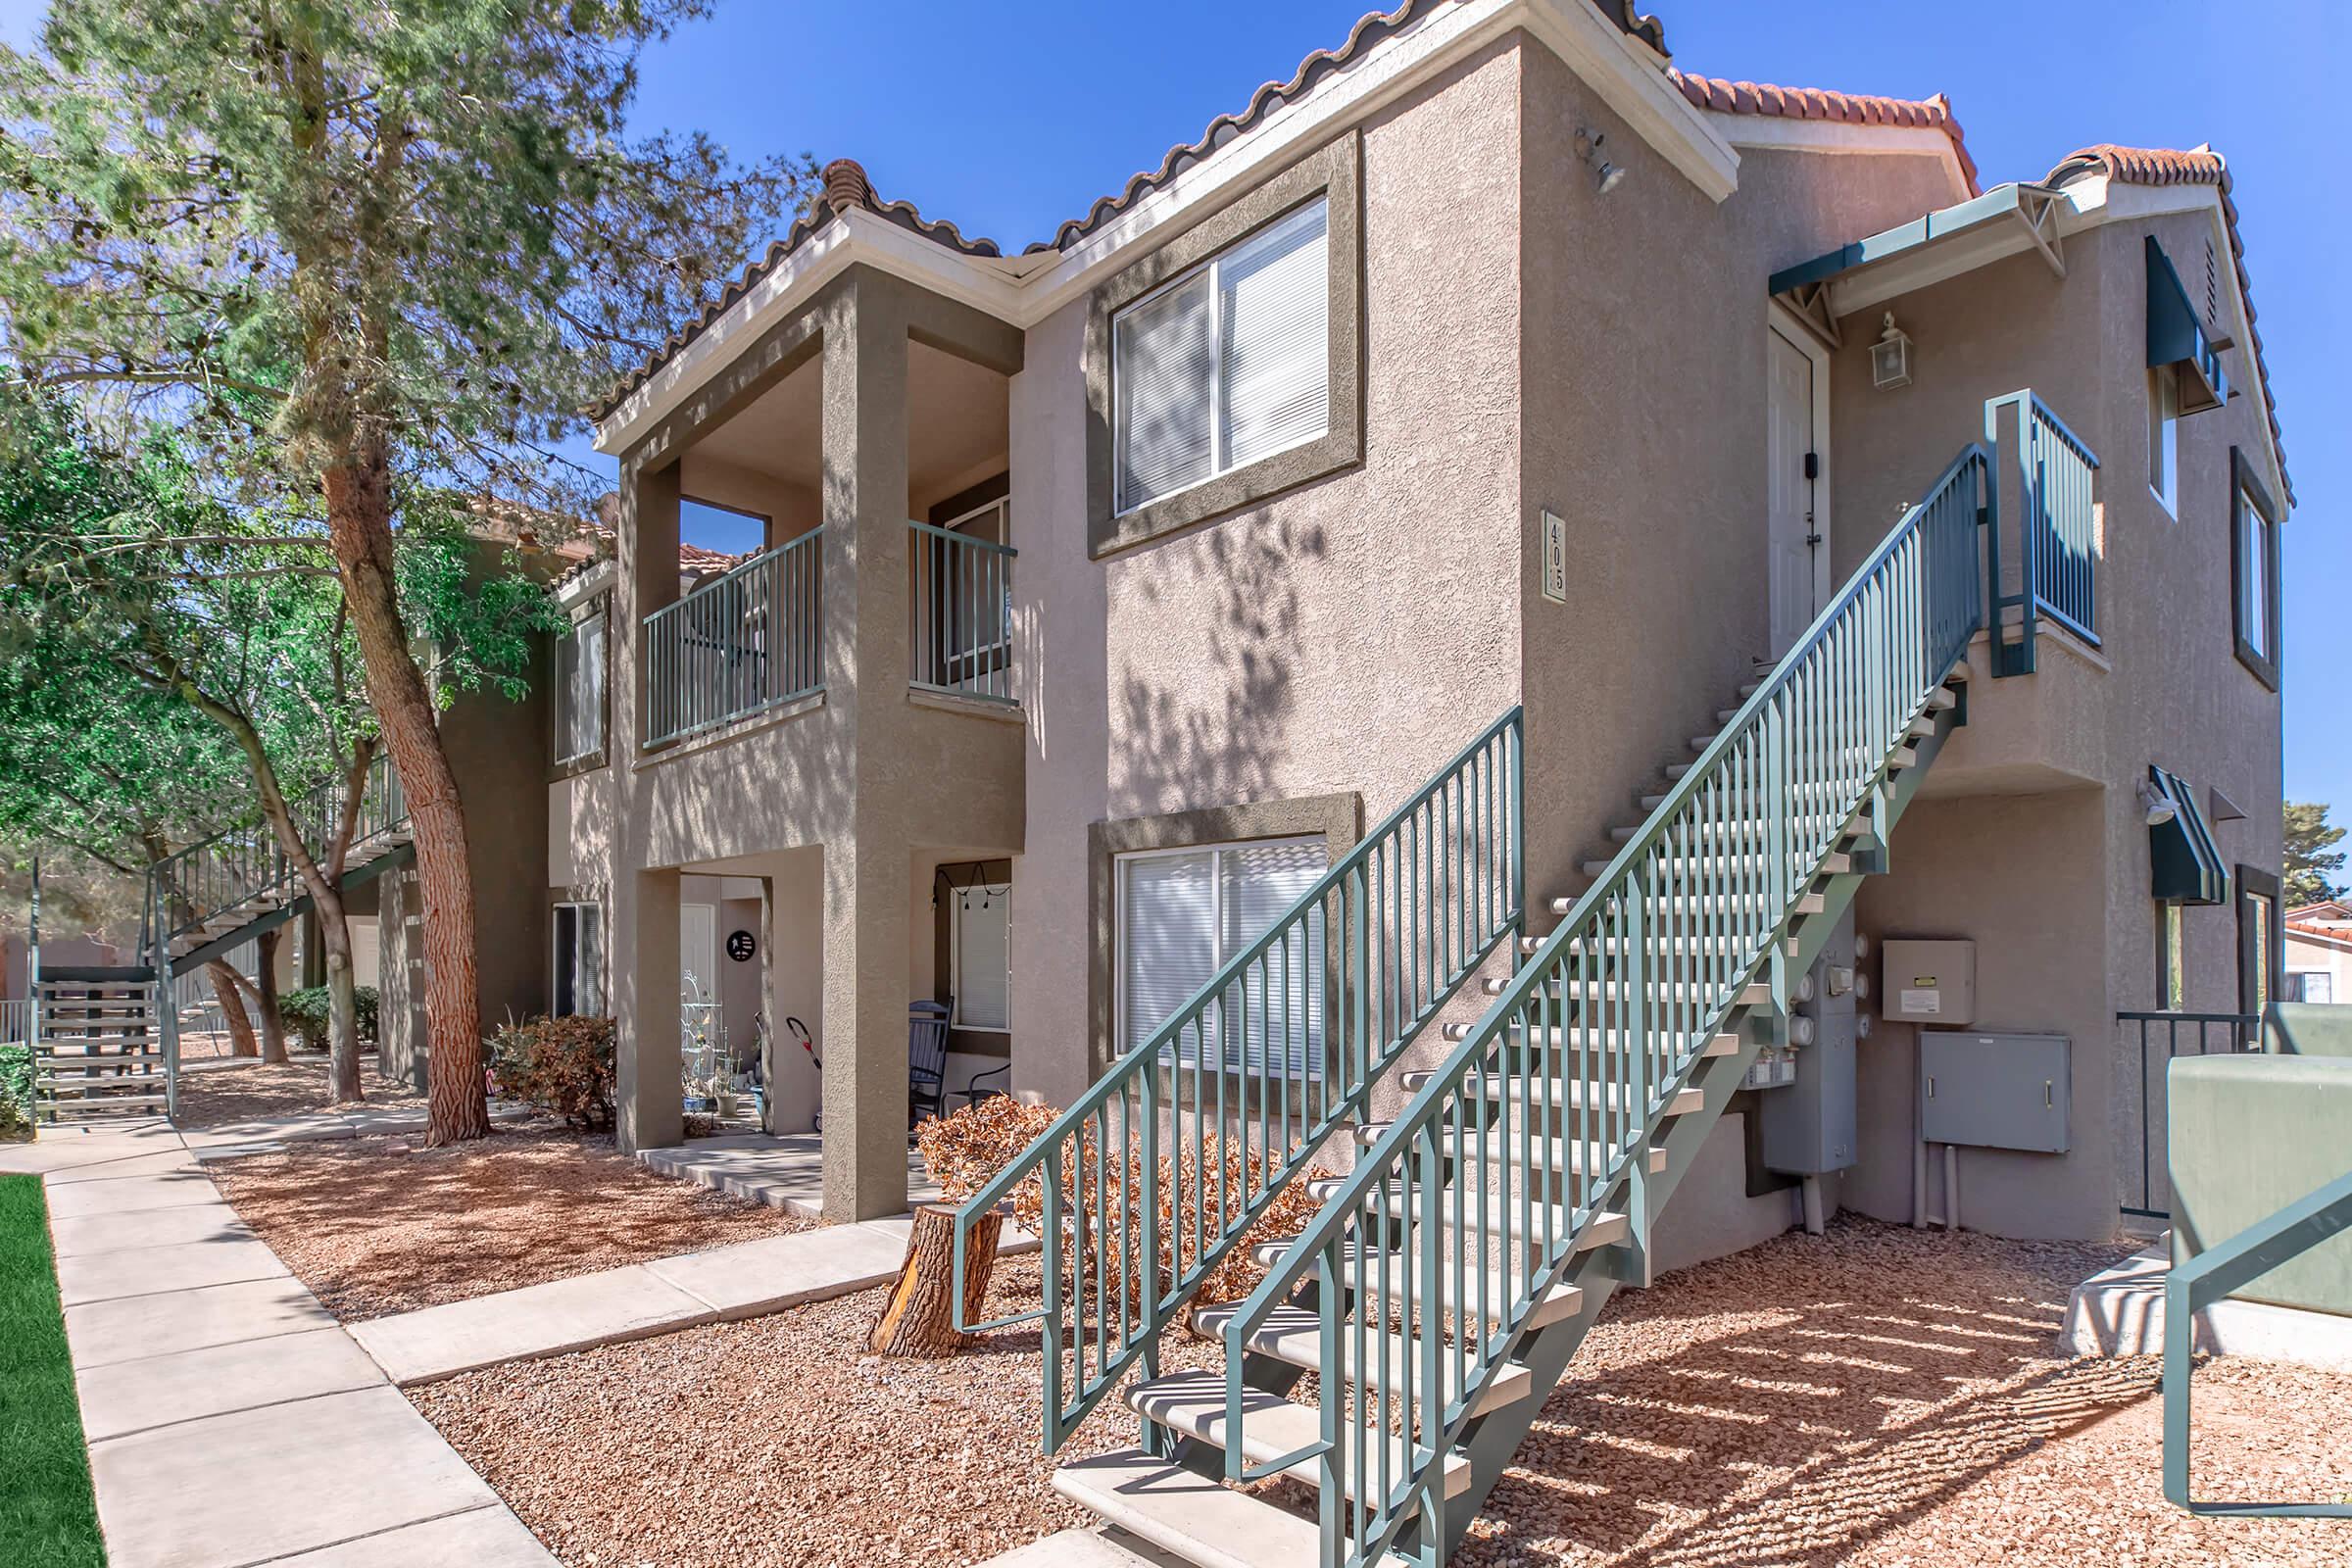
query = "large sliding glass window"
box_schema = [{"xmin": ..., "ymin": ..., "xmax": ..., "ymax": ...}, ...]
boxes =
[
  {"xmin": 1112, "ymin": 198, "xmax": 1330, "ymax": 514},
  {"xmin": 1116, "ymin": 836, "xmax": 1327, "ymax": 1075}
]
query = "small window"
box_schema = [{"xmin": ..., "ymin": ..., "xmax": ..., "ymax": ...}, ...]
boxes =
[
  {"xmin": 2231, "ymin": 448, "xmax": 2281, "ymax": 688},
  {"xmin": 2147, "ymin": 366, "xmax": 2179, "ymax": 514},
  {"xmin": 553, "ymin": 902, "xmax": 605, "ymax": 1016},
  {"xmin": 951, "ymin": 889, "xmax": 1009, "ymax": 1033},
  {"xmin": 1116, "ymin": 836, "xmax": 1328, "ymax": 1073},
  {"xmin": 2161, "ymin": 903, "xmax": 2185, "ymax": 1010},
  {"xmin": 554, "ymin": 609, "xmax": 608, "ymax": 765},
  {"xmin": 2288, "ymin": 971, "xmax": 2333, "ymax": 1004},
  {"xmin": 1113, "ymin": 198, "xmax": 1330, "ymax": 514}
]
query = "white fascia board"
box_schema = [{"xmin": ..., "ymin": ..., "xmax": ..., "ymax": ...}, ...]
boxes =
[
  {"xmin": 1711, "ymin": 114, "xmax": 1972, "ymax": 205},
  {"xmin": 598, "ymin": 0, "xmax": 1739, "ymax": 456},
  {"xmin": 555, "ymin": 559, "xmax": 616, "ymax": 609}
]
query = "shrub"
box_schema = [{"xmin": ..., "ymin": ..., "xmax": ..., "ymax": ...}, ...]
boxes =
[
  {"xmin": 0, "ymin": 1044, "xmax": 32, "ymax": 1141},
  {"xmin": 915, "ymin": 1094, "xmax": 1324, "ymax": 1306},
  {"xmin": 489, "ymin": 1014, "xmax": 616, "ymax": 1131},
  {"xmin": 278, "ymin": 986, "xmax": 380, "ymax": 1052}
]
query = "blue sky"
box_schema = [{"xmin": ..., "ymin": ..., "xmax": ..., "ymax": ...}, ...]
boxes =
[{"xmin": 2, "ymin": 2, "xmax": 2340, "ymax": 805}]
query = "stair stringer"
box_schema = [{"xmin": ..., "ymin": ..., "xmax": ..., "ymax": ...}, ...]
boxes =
[{"xmin": 1427, "ymin": 678, "xmax": 1966, "ymax": 1557}]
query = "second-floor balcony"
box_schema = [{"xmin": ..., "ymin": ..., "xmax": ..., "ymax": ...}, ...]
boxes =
[{"xmin": 641, "ymin": 508, "xmax": 1015, "ymax": 749}]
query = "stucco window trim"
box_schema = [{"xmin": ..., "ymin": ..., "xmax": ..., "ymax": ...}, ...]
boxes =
[
  {"xmin": 1085, "ymin": 132, "xmax": 1364, "ymax": 559},
  {"xmin": 1085, "ymin": 791, "xmax": 1361, "ymax": 1083},
  {"xmin": 2230, "ymin": 446, "xmax": 2281, "ymax": 692}
]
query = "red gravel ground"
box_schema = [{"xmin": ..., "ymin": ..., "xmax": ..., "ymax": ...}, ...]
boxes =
[
  {"xmin": 210, "ymin": 1124, "xmax": 811, "ymax": 1319},
  {"xmin": 174, "ymin": 1055, "xmax": 422, "ymax": 1128},
  {"xmin": 415, "ymin": 1219, "xmax": 2352, "ymax": 1568}
]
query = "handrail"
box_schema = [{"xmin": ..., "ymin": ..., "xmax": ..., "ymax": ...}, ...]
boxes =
[
  {"xmin": 1229, "ymin": 441, "xmax": 1994, "ymax": 1565},
  {"xmin": 2116, "ymin": 1010, "xmax": 2258, "ymax": 1219},
  {"xmin": 954, "ymin": 706, "xmax": 1524, "ymax": 1450},
  {"xmin": 642, "ymin": 526, "xmax": 824, "ymax": 746},
  {"xmin": 2164, "ymin": 1161, "xmax": 2352, "ymax": 1517},
  {"xmin": 908, "ymin": 514, "xmax": 1016, "ymax": 705},
  {"xmin": 1986, "ymin": 389, "xmax": 2100, "ymax": 675},
  {"xmin": 143, "ymin": 749, "xmax": 409, "ymax": 951}
]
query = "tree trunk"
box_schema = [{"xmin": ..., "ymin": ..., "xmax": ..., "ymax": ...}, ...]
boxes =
[
  {"xmin": 323, "ymin": 456, "xmax": 486, "ymax": 1144},
  {"xmin": 208, "ymin": 962, "xmax": 258, "ymax": 1057},
  {"xmin": 251, "ymin": 928, "xmax": 288, "ymax": 1065},
  {"xmin": 870, "ymin": 1203, "xmax": 1002, "ymax": 1357}
]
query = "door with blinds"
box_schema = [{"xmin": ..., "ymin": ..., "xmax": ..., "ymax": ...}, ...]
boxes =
[{"xmin": 1116, "ymin": 836, "xmax": 1328, "ymax": 1079}]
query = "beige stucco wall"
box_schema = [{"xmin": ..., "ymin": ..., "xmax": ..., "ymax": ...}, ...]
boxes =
[
  {"xmin": 1011, "ymin": 39, "xmax": 1531, "ymax": 1112},
  {"xmin": 2284, "ymin": 930, "xmax": 2352, "ymax": 1003}
]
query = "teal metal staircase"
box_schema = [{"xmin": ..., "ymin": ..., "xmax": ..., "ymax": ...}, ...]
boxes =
[{"xmin": 981, "ymin": 394, "xmax": 2094, "ymax": 1567}]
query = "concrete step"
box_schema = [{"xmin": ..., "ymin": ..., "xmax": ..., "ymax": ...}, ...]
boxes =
[
  {"xmin": 1052, "ymin": 1450, "xmax": 1334, "ymax": 1568},
  {"xmin": 1126, "ymin": 1370, "xmax": 1471, "ymax": 1502},
  {"xmin": 1441, "ymin": 1023, "xmax": 1745, "ymax": 1059},
  {"xmin": 1332, "ymin": 1183, "xmax": 1632, "ymax": 1256},
  {"xmin": 1580, "ymin": 851, "xmax": 1851, "ymax": 881},
  {"xmin": 1243, "ymin": 1241, "xmax": 1587, "ymax": 1331},
  {"xmin": 1191, "ymin": 1303, "xmax": 1535, "ymax": 1416},
  {"xmin": 1400, "ymin": 1072, "xmax": 1704, "ymax": 1119}
]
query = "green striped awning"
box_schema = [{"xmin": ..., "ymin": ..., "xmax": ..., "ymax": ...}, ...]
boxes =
[{"xmin": 2149, "ymin": 764, "xmax": 2229, "ymax": 906}]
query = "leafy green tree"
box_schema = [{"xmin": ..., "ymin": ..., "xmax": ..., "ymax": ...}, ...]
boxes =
[
  {"xmin": 2285, "ymin": 802, "xmax": 2346, "ymax": 908},
  {"xmin": 0, "ymin": 2, "xmax": 812, "ymax": 1139}
]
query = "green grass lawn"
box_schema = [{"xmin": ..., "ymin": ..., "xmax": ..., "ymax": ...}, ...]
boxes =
[{"xmin": 0, "ymin": 1174, "xmax": 105, "ymax": 1567}]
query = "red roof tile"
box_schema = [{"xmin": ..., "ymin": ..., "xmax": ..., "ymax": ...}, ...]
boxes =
[
  {"xmin": 1667, "ymin": 71, "xmax": 1980, "ymax": 196},
  {"xmin": 2042, "ymin": 144, "xmax": 2291, "ymax": 505}
]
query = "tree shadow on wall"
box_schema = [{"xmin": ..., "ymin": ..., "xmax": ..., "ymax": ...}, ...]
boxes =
[{"xmin": 1113, "ymin": 515, "xmax": 1328, "ymax": 809}]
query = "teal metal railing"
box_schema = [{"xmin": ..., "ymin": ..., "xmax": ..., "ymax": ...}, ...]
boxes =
[
  {"xmin": 954, "ymin": 708, "xmax": 1525, "ymax": 1449},
  {"xmin": 643, "ymin": 527, "xmax": 824, "ymax": 746},
  {"xmin": 1224, "ymin": 445, "xmax": 1991, "ymax": 1566},
  {"xmin": 2165, "ymin": 1162, "xmax": 2352, "ymax": 1517},
  {"xmin": 909, "ymin": 512, "xmax": 1016, "ymax": 705},
  {"xmin": 142, "ymin": 750, "xmax": 409, "ymax": 952},
  {"xmin": 1986, "ymin": 389, "xmax": 2099, "ymax": 675}
]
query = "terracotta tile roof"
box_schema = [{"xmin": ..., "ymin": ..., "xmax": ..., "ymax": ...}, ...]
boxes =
[
  {"xmin": 1667, "ymin": 71, "xmax": 1980, "ymax": 196},
  {"xmin": 2041, "ymin": 143, "xmax": 2292, "ymax": 506},
  {"xmin": 592, "ymin": 1, "xmax": 1671, "ymax": 421},
  {"xmin": 590, "ymin": 158, "xmax": 1003, "ymax": 420}
]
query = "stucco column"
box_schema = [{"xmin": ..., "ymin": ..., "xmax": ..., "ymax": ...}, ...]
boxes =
[
  {"xmin": 616, "ymin": 863, "xmax": 682, "ymax": 1151},
  {"xmin": 614, "ymin": 458, "xmax": 684, "ymax": 1152},
  {"xmin": 816, "ymin": 272, "xmax": 916, "ymax": 1221}
]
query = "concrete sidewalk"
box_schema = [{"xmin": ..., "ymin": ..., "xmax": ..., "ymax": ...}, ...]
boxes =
[
  {"xmin": 638, "ymin": 1129, "xmax": 941, "ymax": 1220},
  {"xmin": 17, "ymin": 1118, "xmax": 554, "ymax": 1568},
  {"xmin": 178, "ymin": 1100, "xmax": 532, "ymax": 1160}
]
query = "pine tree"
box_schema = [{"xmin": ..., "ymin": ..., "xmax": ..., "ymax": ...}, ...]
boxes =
[{"xmin": 2284, "ymin": 802, "xmax": 2346, "ymax": 907}]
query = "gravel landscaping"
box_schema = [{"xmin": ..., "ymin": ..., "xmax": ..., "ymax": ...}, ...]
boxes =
[
  {"xmin": 416, "ymin": 1219, "xmax": 2352, "ymax": 1568},
  {"xmin": 211, "ymin": 1125, "xmax": 811, "ymax": 1320},
  {"xmin": 173, "ymin": 1055, "xmax": 422, "ymax": 1127}
]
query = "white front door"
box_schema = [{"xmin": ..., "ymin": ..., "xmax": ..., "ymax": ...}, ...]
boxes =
[{"xmin": 1767, "ymin": 325, "xmax": 1823, "ymax": 657}]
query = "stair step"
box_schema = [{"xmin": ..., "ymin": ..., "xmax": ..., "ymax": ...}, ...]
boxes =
[
  {"xmin": 1579, "ymin": 852, "xmax": 1851, "ymax": 881},
  {"xmin": 1521, "ymin": 901, "xmax": 1818, "ymax": 951},
  {"xmin": 1245, "ymin": 1242, "xmax": 1588, "ymax": 1331},
  {"xmin": 1191, "ymin": 1303, "xmax": 1536, "ymax": 1416},
  {"xmin": 1337, "ymin": 1183, "xmax": 1631, "ymax": 1255},
  {"xmin": 37, "ymin": 1093, "xmax": 171, "ymax": 1111},
  {"xmin": 1053, "ymin": 1450, "xmax": 1335, "ymax": 1568},
  {"xmin": 1468, "ymin": 1024, "xmax": 1745, "ymax": 1058},
  {"xmin": 1519, "ymin": 933, "xmax": 1797, "ymax": 963},
  {"xmin": 1127, "ymin": 1371, "xmax": 1472, "ymax": 1502},
  {"xmin": 1352, "ymin": 1118, "xmax": 1669, "ymax": 1178},
  {"xmin": 1402, "ymin": 1073, "xmax": 1705, "ymax": 1118},
  {"xmin": 1926, "ymin": 687, "xmax": 1958, "ymax": 711}
]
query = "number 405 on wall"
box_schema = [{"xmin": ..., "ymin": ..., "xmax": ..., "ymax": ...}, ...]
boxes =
[{"xmin": 1541, "ymin": 509, "xmax": 1568, "ymax": 605}]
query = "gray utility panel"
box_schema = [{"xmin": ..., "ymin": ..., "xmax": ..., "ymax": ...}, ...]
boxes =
[
  {"xmin": 1918, "ymin": 1031, "xmax": 2071, "ymax": 1153},
  {"xmin": 1761, "ymin": 908, "xmax": 1858, "ymax": 1176}
]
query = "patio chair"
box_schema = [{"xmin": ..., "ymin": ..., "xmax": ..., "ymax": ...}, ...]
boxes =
[
  {"xmin": 958, "ymin": 1061, "xmax": 1010, "ymax": 1109},
  {"xmin": 908, "ymin": 1000, "xmax": 951, "ymax": 1124}
]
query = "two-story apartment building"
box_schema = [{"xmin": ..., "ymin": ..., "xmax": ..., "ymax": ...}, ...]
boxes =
[{"xmin": 549, "ymin": 0, "xmax": 2288, "ymax": 1277}]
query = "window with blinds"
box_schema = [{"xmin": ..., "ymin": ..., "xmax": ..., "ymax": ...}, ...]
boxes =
[
  {"xmin": 1117, "ymin": 836, "xmax": 1328, "ymax": 1077},
  {"xmin": 953, "ymin": 892, "xmax": 1010, "ymax": 1032},
  {"xmin": 1112, "ymin": 197, "xmax": 1329, "ymax": 514},
  {"xmin": 553, "ymin": 903, "xmax": 604, "ymax": 1016},
  {"xmin": 554, "ymin": 609, "xmax": 607, "ymax": 764}
]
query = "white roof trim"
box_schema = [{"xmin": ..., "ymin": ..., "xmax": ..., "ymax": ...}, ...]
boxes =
[{"xmin": 595, "ymin": 0, "xmax": 1739, "ymax": 456}]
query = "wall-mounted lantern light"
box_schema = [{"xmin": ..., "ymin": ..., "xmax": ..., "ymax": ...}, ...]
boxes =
[
  {"xmin": 1871, "ymin": 313, "xmax": 1913, "ymax": 389},
  {"xmin": 1574, "ymin": 128, "xmax": 1627, "ymax": 195}
]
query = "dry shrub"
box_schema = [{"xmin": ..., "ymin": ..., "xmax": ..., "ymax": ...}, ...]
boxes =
[
  {"xmin": 918, "ymin": 1094, "xmax": 1328, "ymax": 1307},
  {"xmin": 489, "ymin": 1014, "xmax": 616, "ymax": 1131}
]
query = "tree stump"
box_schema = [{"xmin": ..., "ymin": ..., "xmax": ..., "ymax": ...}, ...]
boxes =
[{"xmin": 870, "ymin": 1202, "xmax": 1001, "ymax": 1357}]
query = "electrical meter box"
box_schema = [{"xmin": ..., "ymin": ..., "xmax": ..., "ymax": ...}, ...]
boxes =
[
  {"xmin": 1918, "ymin": 1031, "xmax": 2071, "ymax": 1152},
  {"xmin": 1881, "ymin": 939, "xmax": 1975, "ymax": 1025}
]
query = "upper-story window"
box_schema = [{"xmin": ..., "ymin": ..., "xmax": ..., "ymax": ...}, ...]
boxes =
[
  {"xmin": 2147, "ymin": 366, "xmax": 2179, "ymax": 515},
  {"xmin": 554, "ymin": 606, "xmax": 608, "ymax": 765},
  {"xmin": 1114, "ymin": 197, "xmax": 1330, "ymax": 515},
  {"xmin": 2231, "ymin": 447, "xmax": 2280, "ymax": 689}
]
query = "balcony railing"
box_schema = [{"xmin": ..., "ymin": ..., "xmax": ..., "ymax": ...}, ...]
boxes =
[
  {"xmin": 1987, "ymin": 389, "xmax": 2100, "ymax": 675},
  {"xmin": 643, "ymin": 527, "xmax": 824, "ymax": 748},
  {"xmin": 2117, "ymin": 1009, "xmax": 2259, "ymax": 1220},
  {"xmin": 909, "ymin": 512, "xmax": 1015, "ymax": 705}
]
